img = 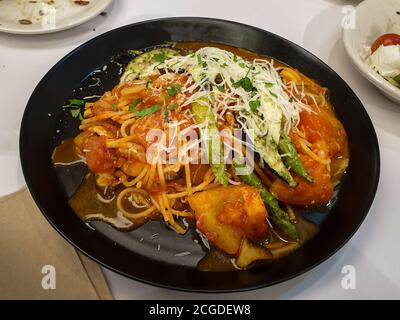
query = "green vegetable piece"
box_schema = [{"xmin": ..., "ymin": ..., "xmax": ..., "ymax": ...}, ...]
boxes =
[
  {"xmin": 128, "ymin": 98, "xmax": 142, "ymax": 112},
  {"xmin": 233, "ymin": 77, "xmax": 254, "ymax": 92},
  {"xmin": 70, "ymin": 108, "xmax": 81, "ymax": 118},
  {"xmin": 166, "ymin": 84, "xmax": 181, "ymax": 96},
  {"xmin": 67, "ymin": 99, "xmax": 84, "ymax": 106},
  {"xmin": 249, "ymin": 99, "xmax": 261, "ymax": 113},
  {"xmin": 121, "ymin": 48, "xmax": 180, "ymax": 82},
  {"xmin": 135, "ymin": 104, "xmax": 161, "ymax": 118},
  {"xmin": 153, "ymin": 52, "xmax": 166, "ymax": 64},
  {"xmin": 233, "ymin": 162, "xmax": 298, "ymax": 240},
  {"xmin": 279, "ymin": 132, "xmax": 314, "ymax": 183},
  {"xmin": 192, "ymin": 98, "xmax": 229, "ymax": 186},
  {"xmin": 254, "ymin": 136, "xmax": 297, "ymax": 187},
  {"xmin": 169, "ymin": 102, "xmax": 178, "ymax": 110}
]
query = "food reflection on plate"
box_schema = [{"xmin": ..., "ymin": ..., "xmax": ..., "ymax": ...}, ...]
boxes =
[{"xmin": 52, "ymin": 42, "xmax": 349, "ymax": 271}]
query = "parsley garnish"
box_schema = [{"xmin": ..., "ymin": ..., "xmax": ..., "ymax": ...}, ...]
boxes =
[
  {"xmin": 239, "ymin": 62, "xmax": 246, "ymax": 68},
  {"xmin": 265, "ymin": 82, "xmax": 274, "ymax": 88},
  {"xmin": 220, "ymin": 63, "xmax": 228, "ymax": 68},
  {"xmin": 233, "ymin": 55, "xmax": 238, "ymax": 63},
  {"xmin": 233, "ymin": 77, "xmax": 254, "ymax": 92},
  {"xmin": 169, "ymin": 102, "xmax": 178, "ymax": 110},
  {"xmin": 111, "ymin": 104, "xmax": 117, "ymax": 110},
  {"xmin": 135, "ymin": 104, "xmax": 161, "ymax": 118},
  {"xmin": 216, "ymin": 85, "xmax": 225, "ymax": 93},
  {"xmin": 165, "ymin": 84, "xmax": 182, "ymax": 96},
  {"xmin": 128, "ymin": 98, "xmax": 142, "ymax": 112},
  {"xmin": 63, "ymin": 99, "xmax": 85, "ymax": 120},
  {"xmin": 269, "ymin": 91, "xmax": 278, "ymax": 98},
  {"xmin": 66, "ymin": 99, "xmax": 84, "ymax": 106},
  {"xmin": 153, "ymin": 52, "xmax": 166, "ymax": 64},
  {"xmin": 249, "ymin": 99, "xmax": 261, "ymax": 113}
]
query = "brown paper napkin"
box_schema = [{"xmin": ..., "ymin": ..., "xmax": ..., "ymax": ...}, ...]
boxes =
[{"xmin": 0, "ymin": 187, "xmax": 113, "ymax": 300}]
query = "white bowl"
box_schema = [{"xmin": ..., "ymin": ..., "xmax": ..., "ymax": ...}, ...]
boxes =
[{"xmin": 343, "ymin": 0, "xmax": 400, "ymax": 104}]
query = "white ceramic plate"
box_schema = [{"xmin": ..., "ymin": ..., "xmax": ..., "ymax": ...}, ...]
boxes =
[
  {"xmin": 0, "ymin": 0, "xmax": 112, "ymax": 35},
  {"xmin": 343, "ymin": 0, "xmax": 400, "ymax": 104}
]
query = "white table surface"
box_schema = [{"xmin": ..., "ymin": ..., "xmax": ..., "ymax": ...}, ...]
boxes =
[{"xmin": 1, "ymin": 0, "xmax": 399, "ymax": 300}]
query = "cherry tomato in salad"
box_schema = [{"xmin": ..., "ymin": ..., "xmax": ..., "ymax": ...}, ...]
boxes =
[{"xmin": 371, "ymin": 33, "xmax": 400, "ymax": 53}]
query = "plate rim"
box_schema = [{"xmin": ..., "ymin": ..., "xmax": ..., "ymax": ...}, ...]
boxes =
[{"xmin": 20, "ymin": 17, "xmax": 381, "ymax": 293}]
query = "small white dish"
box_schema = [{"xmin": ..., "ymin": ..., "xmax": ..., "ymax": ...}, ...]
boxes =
[
  {"xmin": 0, "ymin": 0, "xmax": 112, "ymax": 35},
  {"xmin": 343, "ymin": 0, "xmax": 400, "ymax": 104}
]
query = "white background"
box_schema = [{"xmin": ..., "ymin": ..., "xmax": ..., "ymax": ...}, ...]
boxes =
[{"xmin": 1, "ymin": 0, "xmax": 399, "ymax": 299}]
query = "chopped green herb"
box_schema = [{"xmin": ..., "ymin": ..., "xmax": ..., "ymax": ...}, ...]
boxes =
[
  {"xmin": 169, "ymin": 102, "xmax": 178, "ymax": 110},
  {"xmin": 111, "ymin": 104, "xmax": 117, "ymax": 110},
  {"xmin": 128, "ymin": 98, "xmax": 142, "ymax": 112},
  {"xmin": 63, "ymin": 99, "xmax": 85, "ymax": 119},
  {"xmin": 70, "ymin": 109, "xmax": 81, "ymax": 118},
  {"xmin": 220, "ymin": 63, "xmax": 228, "ymax": 68},
  {"xmin": 233, "ymin": 55, "xmax": 238, "ymax": 63},
  {"xmin": 269, "ymin": 91, "xmax": 278, "ymax": 98},
  {"xmin": 289, "ymin": 98, "xmax": 294, "ymax": 103},
  {"xmin": 265, "ymin": 82, "xmax": 274, "ymax": 88},
  {"xmin": 239, "ymin": 62, "xmax": 246, "ymax": 68},
  {"xmin": 63, "ymin": 99, "xmax": 84, "ymax": 109},
  {"xmin": 153, "ymin": 52, "xmax": 166, "ymax": 64},
  {"xmin": 67, "ymin": 99, "xmax": 84, "ymax": 106},
  {"xmin": 249, "ymin": 99, "xmax": 261, "ymax": 113},
  {"xmin": 165, "ymin": 84, "xmax": 182, "ymax": 96},
  {"xmin": 135, "ymin": 104, "xmax": 161, "ymax": 118},
  {"xmin": 216, "ymin": 85, "xmax": 225, "ymax": 93},
  {"xmin": 233, "ymin": 77, "xmax": 254, "ymax": 92},
  {"xmin": 146, "ymin": 80, "xmax": 153, "ymax": 89}
]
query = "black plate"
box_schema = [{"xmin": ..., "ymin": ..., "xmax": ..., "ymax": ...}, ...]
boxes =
[{"xmin": 20, "ymin": 18, "xmax": 380, "ymax": 292}]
